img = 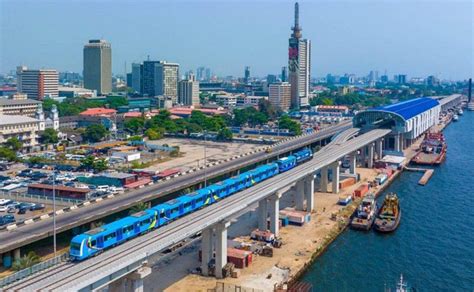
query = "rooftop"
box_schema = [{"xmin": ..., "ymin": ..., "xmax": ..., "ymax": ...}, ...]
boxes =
[
  {"xmin": 0, "ymin": 115, "xmax": 39, "ymax": 126},
  {"xmin": 28, "ymin": 184, "xmax": 91, "ymax": 193},
  {"xmin": 373, "ymin": 97, "xmax": 439, "ymax": 120},
  {"xmin": 99, "ymin": 172, "xmax": 135, "ymax": 179},
  {"xmin": 0, "ymin": 98, "xmax": 41, "ymax": 106},
  {"xmin": 79, "ymin": 108, "xmax": 116, "ymax": 116}
]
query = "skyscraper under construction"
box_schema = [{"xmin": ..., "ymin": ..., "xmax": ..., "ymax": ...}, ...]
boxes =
[{"xmin": 288, "ymin": 2, "xmax": 311, "ymax": 109}]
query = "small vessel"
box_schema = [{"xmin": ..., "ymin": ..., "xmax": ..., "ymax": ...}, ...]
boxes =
[
  {"xmin": 457, "ymin": 108, "xmax": 463, "ymax": 115},
  {"xmin": 338, "ymin": 194, "xmax": 352, "ymax": 206},
  {"xmin": 374, "ymin": 193, "xmax": 401, "ymax": 233},
  {"xmin": 453, "ymin": 114, "xmax": 459, "ymax": 121},
  {"xmin": 411, "ymin": 132, "xmax": 447, "ymax": 165},
  {"xmin": 351, "ymin": 194, "xmax": 377, "ymax": 230}
]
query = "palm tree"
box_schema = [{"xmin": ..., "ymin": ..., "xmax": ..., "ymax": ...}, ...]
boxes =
[
  {"xmin": 129, "ymin": 202, "xmax": 150, "ymax": 215},
  {"xmin": 12, "ymin": 251, "xmax": 41, "ymax": 271}
]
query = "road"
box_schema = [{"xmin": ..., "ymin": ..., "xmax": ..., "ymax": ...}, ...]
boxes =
[
  {"xmin": 4, "ymin": 128, "xmax": 389, "ymax": 291},
  {"xmin": 0, "ymin": 121, "xmax": 351, "ymax": 254}
]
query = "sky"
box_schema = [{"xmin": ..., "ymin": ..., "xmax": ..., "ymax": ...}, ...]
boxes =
[{"xmin": 0, "ymin": 0, "xmax": 472, "ymax": 80}]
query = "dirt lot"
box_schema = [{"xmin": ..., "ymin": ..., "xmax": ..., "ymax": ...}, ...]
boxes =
[{"xmin": 144, "ymin": 138, "xmax": 261, "ymax": 173}]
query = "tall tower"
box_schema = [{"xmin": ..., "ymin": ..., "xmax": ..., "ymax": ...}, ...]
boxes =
[
  {"xmin": 288, "ymin": 2, "xmax": 311, "ymax": 109},
  {"xmin": 83, "ymin": 40, "xmax": 112, "ymax": 95}
]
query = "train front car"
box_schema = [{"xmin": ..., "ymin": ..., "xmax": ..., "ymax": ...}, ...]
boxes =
[
  {"xmin": 276, "ymin": 156, "xmax": 297, "ymax": 172},
  {"xmin": 294, "ymin": 148, "xmax": 313, "ymax": 164}
]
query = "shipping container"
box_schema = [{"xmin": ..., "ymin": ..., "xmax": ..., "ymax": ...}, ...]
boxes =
[{"xmin": 354, "ymin": 184, "xmax": 369, "ymax": 197}]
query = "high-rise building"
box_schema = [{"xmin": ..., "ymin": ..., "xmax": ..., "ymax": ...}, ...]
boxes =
[
  {"xmin": 397, "ymin": 74, "xmax": 407, "ymax": 84},
  {"xmin": 83, "ymin": 39, "xmax": 112, "ymax": 95},
  {"xmin": 269, "ymin": 82, "xmax": 291, "ymax": 111},
  {"xmin": 131, "ymin": 63, "xmax": 143, "ymax": 94},
  {"xmin": 267, "ymin": 74, "xmax": 278, "ymax": 84},
  {"xmin": 142, "ymin": 61, "xmax": 179, "ymax": 102},
  {"xmin": 178, "ymin": 73, "xmax": 200, "ymax": 106},
  {"xmin": 288, "ymin": 2, "xmax": 311, "ymax": 109},
  {"xmin": 16, "ymin": 66, "xmax": 58, "ymax": 100},
  {"xmin": 196, "ymin": 67, "xmax": 205, "ymax": 81},
  {"xmin": 281, "ymin": 66, "xmax": 288, "ymax": 82},
  {"xmin": 205, "ymin": 68, "xmax": 212, "ymax": 81},
  {"xmin": 244, "ymin": 66, "xmax": 250, "ymax": 83}
]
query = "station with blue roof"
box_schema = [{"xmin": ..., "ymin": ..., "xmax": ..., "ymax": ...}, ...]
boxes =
[{"xmin": 353, "ymin": 97, "xmax": 441, "ymax": 151}]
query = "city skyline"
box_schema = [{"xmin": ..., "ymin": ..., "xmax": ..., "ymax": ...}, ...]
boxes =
[{"xmin": 1, "ymin": 0, "xmax": 472, "ymax": 80}]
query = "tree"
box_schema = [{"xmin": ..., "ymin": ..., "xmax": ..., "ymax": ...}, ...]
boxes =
[
  {"xmin": 93, "ymin": 158, "xmax": 108, "ymax": 172},
  {"xmin": 217, "ymin": 128, "xmax": 233, "ymax": 141},
  {"xmin": 129, "ymin": 202, "xmax": 150, "ymax": 215},
  {"xmin": 0, "ymin": 147, "xmax": 16, "ymax": 161},
  {"xmin": 145, "ymin": 128, "xmax": 164, "ymax": 140},
  {"xmin": 12, "ymin": 251, "xmax": 41, "ymax": 271},
  {"xmin": 259, "ymin": 99, "xmax": 279, "ymax": 120},
  {"xmin": 5, "ymin": 137, "xmax": 22, "ymax": 151},
  {"xmin": 41, "ymin": 128, "xmax": 59, "ymax": 144},
  {"xmin": 124, "ymin": 118, "xmax": 145, "ymax": 134},
  {"xmin": 106, "ymin": 96, "xmax": 128, "ymax": 109},
  {"xmin": 84, "ymin": 124, "xmax": 108, "ymax": 143},
  {"xmin": 80, "ymin": 155, "xmax": 96, "ymax": 170},
  {"xmin": 279, "ymin": 115, "xmax": 302, "ymax": 135}
]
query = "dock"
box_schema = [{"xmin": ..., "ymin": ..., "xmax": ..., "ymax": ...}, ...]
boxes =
[
  {"xmin": 404, "ymin": 167, "xmax": 435, "ymax": 186},
  {"xmin": 418, "ymin": 169, "xmax": 434, "ymax": 186}
]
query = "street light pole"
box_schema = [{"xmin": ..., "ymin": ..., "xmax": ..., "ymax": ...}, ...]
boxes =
[
  {"xmin": 204, "ymin": 131, "xmax": 207, "ymax": 188},
  {"xmin": 52, "ymin": 163, "xmax": 57, "ymax": 257}
]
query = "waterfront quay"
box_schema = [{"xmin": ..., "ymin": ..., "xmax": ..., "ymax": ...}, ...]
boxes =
[{"xmin": 157, "ymin": 107, "xmax": 457, "ymax": 291}]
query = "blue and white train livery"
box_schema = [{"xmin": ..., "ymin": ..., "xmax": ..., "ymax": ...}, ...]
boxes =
[{"xmin": 69, "ymin": 148, "xmax": 312, "ymax": 261}]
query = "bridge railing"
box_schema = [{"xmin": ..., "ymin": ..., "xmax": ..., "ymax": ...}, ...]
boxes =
[{"xmin": 0, "ymin": 252, "xmax": 69, "ymax": 288}]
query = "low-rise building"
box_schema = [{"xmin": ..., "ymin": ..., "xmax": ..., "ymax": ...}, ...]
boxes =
[
  {"xmin": 0, "ymin": 115, "xmax": 41, "ymax": 150},
  {"xmin": 27, "ymin": 184, "xmax": 90, "ymax": 200},
  {"xmin": 216, "ymin": 93, "xmax": 239, "ymax": 108},
  {"xmin": 79, "ymin": 107, "xmax": 117, "ymax": 117},
  {"xmin": 0, "ymin": 98, "xmax": 41, "ymax": 117},
  {"xmin": 58, "ymin": 87, "xmax": 97, "ymax": 98},
  {"xmin": 236, "ymin": 95, "xmax": 266, "ymax": 108},
  {"xmin": 314, "ymin": 105, "xmax": 349, "ymax": 115}
]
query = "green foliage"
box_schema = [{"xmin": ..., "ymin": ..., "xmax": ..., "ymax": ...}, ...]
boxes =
[
  {"xmin": 84, "ymin": 124, "xmax": 108, "ymax": 143},
  {"xmin": 12, "ymin": 251, "xmax": 41, "ymax": 271},
  {"xmin": 217, "ymin": 128, "xmax": 233, "ymax": 141},
  {"xmin": 129, "ymin": 202, "xmax": 150, "ymax": 215},
  {"xmin": 28, "ymin": 156, "xmax": 47, "ymax": 164},
  {"xmin": 258, "ymin": 99, "xmax": 280, "ymax": 120},
  {"xmin": 279, "ymin": 115, "xmax": 302, "ymax": 135},
  {"xmin": 5, "ymin": 137, "xmax": 22, "ymax": 151},
  {"xmin": 43, "ymin": 97, "xmax": 105, "ymax": 117},
  {"xmin": 0, "ymin": 147, "xmax": 16, "ymax": 161},
  {"xmin": 80, "ymin": 155, "xmax": 108, "ymax": 171},
  {"xmin": 145, "ymin": 128, "xmax": 164, "ymax": 140},
  {"xmin": 128, "ymin": 135, "xmax": 143, "ymax": 141},
  {"xmin": 310, "ymin": 97, "xmax": 334, "ymax": 106},
  {"xmin": 124, "ymin": 118, "xmax": 145, "ymax": 135},
  {"xmin": 106, "ymin": 96, "xmax": 128, "ymax": 109},
  {"xmin": 41, "ymin": 128, "xmax": 59, "ymax": 144}
]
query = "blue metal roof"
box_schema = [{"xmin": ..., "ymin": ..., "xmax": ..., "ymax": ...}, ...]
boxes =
[{"xmin": 373, "ymin": 98, "xmax": 439, "ymax": 120}]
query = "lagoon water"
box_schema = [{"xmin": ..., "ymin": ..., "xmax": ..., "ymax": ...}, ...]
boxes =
[{"xmin": 301, "ymin": 112, "xmax": 474, "ymax": 291}]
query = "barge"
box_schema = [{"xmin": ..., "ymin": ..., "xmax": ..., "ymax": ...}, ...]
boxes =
[
  {"xmin": 350, "ymin": 194, "xmax": 377, "ymax": 231},
  {"xmin": 374, "ymin": 193, "xmax": 401, "ymax": 233},
  {"xmin": 412, "ymin": 132, "xmax": 446, "ymax": 165}
]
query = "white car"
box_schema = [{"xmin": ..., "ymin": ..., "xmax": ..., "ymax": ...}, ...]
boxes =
[
  {"xmin": 0, "ymin": 199, "xmax": 12, "ymax": 206},
  {"xmin": 96, "ymin": 185, "xmax": 110, "ymax": 192},
  {"xmin": 0, "ymin": 205, "xmax": 10, "ymax": 212}
]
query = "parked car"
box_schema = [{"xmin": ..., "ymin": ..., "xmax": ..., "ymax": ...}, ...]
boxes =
[
  {"xmin": 18, "ymin": 202, "xmax": 34, "ymax": 210},
  {"xmin": 96, "ymin": 185, "xmax": 110, "ymax": 192},
  {"xmin": 0, "ymin": 205, "xmax": 9, "ymax": 212},
  {"xmin": 30, "ymin": 203, "xmax": 45, "ymax": 211},
  {"xmin": 18, "ymin": 207, "xmax": 28, "ymax": 214},
  {"xmin": 0, "ymin": 214, "xmax": 15, "ymax": 226}
]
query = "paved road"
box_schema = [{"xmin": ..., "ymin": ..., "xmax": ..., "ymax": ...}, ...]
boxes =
[
  {"xmin": 0, "ymin": 121, "xmax": 351, "ymax": 254},
  {"xmin": 5, "ymin": 128, "xmax": 389, "ymax": 291}
]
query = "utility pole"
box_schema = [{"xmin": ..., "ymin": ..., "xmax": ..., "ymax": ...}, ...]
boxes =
[{"xmin": 52, "ymin": 163, "xmax": 57, "ymax": 257}]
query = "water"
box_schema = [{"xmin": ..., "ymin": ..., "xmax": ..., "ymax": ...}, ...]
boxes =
[{"xmin": 301, "ymin": 112, "xmax": 474, "ymax": 291}]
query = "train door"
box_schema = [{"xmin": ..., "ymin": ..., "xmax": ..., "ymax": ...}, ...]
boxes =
[
  {"xmin": 134, "ymin": 222, "xmax": 140, "ymax": 233},
  {"xmin": 117, "ymin": 229, "xmax": 123, "ymax": 241},
  {"xmin": 97, "ymin": 236, "xmax": 104, "ymax": 248}
]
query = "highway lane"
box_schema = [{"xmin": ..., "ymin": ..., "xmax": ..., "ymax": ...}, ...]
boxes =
[
  {"xmin": 0, "ymin": 121, "xmax": 351, "ymax": 254},
  {"xmin": 7, "ymin": 128, "xmax": 389, "ymax": 291}
]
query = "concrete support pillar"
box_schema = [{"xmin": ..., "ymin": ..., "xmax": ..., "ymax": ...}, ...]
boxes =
[
  {"xmin": 376, "ymin": 139, "xmax": 384, "ymax": 159},
  {"xmin": 320, "ymin": 166, "xmax": 329, "ymax": 193},
  {"xmin": 215, "ymin": 221, "xmax": 230, "ymax": 279},
  {"xmin": 295, "ymin": 179, "xmax": 305, "ymax": 210},
  {"xmin": 331, "ymin": 161, "xmax": 340, "ymax": 194},
  {"xmin": 127, "ymin": 266, "xmax": 152, "ymax": 292},
  {"xmin": 368, "ymin": 143, "xmax": 375, "ymax": 169},
  {"xmin": 305, "ymin": 175, "xmax": 315, "ymax": 212},
  {"xmin": 349, "ymin": 152, "xmax": 357, "ymax": 175},
  {"xmin": 2, "ymin": 252, "xmax": 12, "ymax": 268},
  {"xmin": 394, "ymin": 135, "xmax": 400, "ymax": 152},
  {"xmin": 257, "ymin": 198, "xmax": 268, "ymax": 231},
  {"xmin": 360, "ymin": 147, "xmax": 366, "ymax": 167},
  {"xmin": 201, "ymin": 227, "xmax": 213, "ymax": 276},
  {"xmin": 269, "ymin": 192, "xmax": 282, "ymax": 236},
  {"xmin": 13, "ymin": 248, "xmax": 20, "ymax": 262}
]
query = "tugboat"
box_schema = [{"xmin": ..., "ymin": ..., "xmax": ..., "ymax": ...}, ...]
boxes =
[
  {"xmin": 458, "ymin": 108, "xmax": 463, "ymax": 116},
  {"xmin": 453, "ymin": 114, "xmax": 459, "ymax": 122},
  {"xmin": 374, "ymin": 193, "xmax": 401, "ymax": 233},
  {"xmin": 412, "ymin": 132, "xmax": 447, "ymax": 165},
  {"xmin": 350, "ymin": 194, "xmax": 377, "ymax": 230}
]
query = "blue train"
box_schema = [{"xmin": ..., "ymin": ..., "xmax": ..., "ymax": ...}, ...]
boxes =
[{"xmin": 69, "ymin": 148, "xmax": 313, "ymax": 261}]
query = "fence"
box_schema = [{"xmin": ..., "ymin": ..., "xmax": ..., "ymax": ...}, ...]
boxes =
[
  {"xmin": 0, "ymin": 190, "xmax": 82, "ymax": 205},
  {"xmin": 0, "ymin": 252, "xmax": 69, "ymax": 288}
]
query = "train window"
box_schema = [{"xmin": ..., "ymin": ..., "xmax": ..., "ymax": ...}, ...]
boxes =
[
  {"xmin": 184, "ymin": 202, "xmax": 191, "ymax": 209},
  {"xmin": 171, "ymin": 207, "xmax": 179, "ymax": 214},
  {"xmin": 104, "ymin": 232, "xmax": 115, "ymax": 241},
  {"xmin": 71, "ymin": 242, "xmax": 81, "ymax": 250},
  {"xmin": 140, "ymin": 218, "xmax": 151, "ymax": 226},
  {"xmin": 91, "ymin": 239, "xmax": 96, "ymax": 247},
  {"xmin": 123, "ymin": 225, "xmax": 134, "ymax": 233}
]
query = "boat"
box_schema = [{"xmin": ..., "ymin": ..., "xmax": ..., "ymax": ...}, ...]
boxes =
[
  {"xmin": 350, "ymin": 194, "xmax": 377, "ymax": 230},
  {"xmin": 411, "ymin": 132, "xmax": 447, "ymax": 165},
  {"xmin": 338, "ymin": 194, "xmax": 352, "ymax": 206},
  {"xmin": 453, "ymin": 114, "xmax": 459, "ymax": 121},
  {"xmin": 374, "ymin": 193, "xmax": 401, "ymax": 233},
  {"xmin": 458, "ymin": 108, "xmax": 463, "ymax": 115}
]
